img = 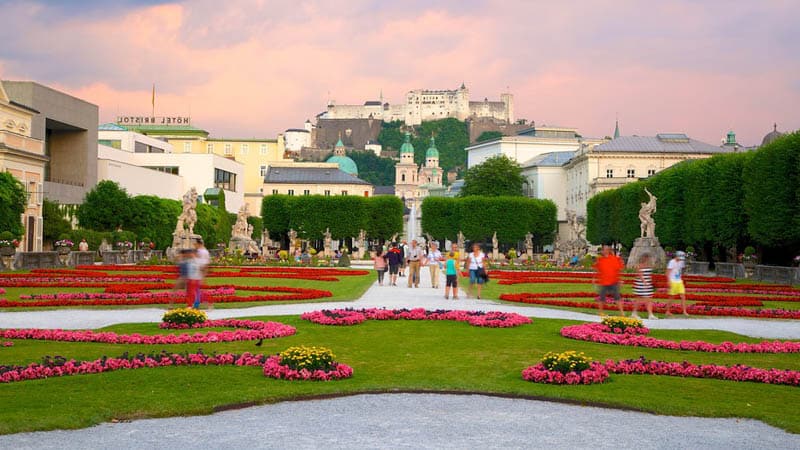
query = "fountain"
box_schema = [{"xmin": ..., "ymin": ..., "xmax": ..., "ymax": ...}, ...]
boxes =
[{"xmin": 407, "ymin": 202, "xmax": 417, "ymax": 241}]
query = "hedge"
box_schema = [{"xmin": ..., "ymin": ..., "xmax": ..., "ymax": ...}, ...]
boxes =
[
  {"xmin": 587, "ymin": 131, "xmax": 799, "ymax": 263},
  {"xmin": 261, "ymin": 195, "xmax": 403, "ymax": 241},
  {"xmin": 420, "ymin": 196, "xmax": 556, "ymax": 245}
]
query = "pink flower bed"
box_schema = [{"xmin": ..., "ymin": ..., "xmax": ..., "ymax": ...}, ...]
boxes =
[
  {"xmin": 0, "ymin": 351, "xmax": 267, "ymax": 383},
  {"xmin": 605, "ymin": 357, "xmax": 800, "ymax": 386},
  {"xmin": 0, "ymin": 319, "xmax": 296, "ymax": 345},
  {"xmin": 521, "ymin": 362, "xmax": 610, "ymax": 385},
  {"xmin": 302, "ymin": 308, "xmax": 532, "ymax": 328},
  {"xmin": 2, "ymin": 341, "xmax": 12, "ymax": 347},
  {"xmin": 262, "ymin": 355, "xmax": 353, "ymax": 381},
  {"xmin": 560, "ymin": 323, "xmax": 800, "ymax": 354}
]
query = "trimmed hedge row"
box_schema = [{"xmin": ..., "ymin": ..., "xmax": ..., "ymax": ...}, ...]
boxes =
[
  {"xmin": 421, "ymin": 196, "xmax": 557, "ymax": 245},
  {"xmin": 261, "ymin": 195, "xmax": 404, "ymax": 241},
  {"xmin": 587, "ymin": 131, "xmax": 800, "ymax": 263}
]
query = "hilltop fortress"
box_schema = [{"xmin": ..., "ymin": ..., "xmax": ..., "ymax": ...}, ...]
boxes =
[{"xmin": 321, "ymin": 83, "xmax": 514, "ymax": 126}]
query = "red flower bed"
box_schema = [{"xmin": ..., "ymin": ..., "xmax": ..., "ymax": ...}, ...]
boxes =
[
  {"xmin": 262, "ymin": 355, "xmax": 353, "ymax": 381},
  {"xmin": 302, "ymin": 308, "xmax": 532, "ymax": 328},
  {"xmin": 604, "ymin": 357, "xmax": 800, "ymax": 386},
  {"xmin": 499, "ymin": 292, "xmax": 800, "ymax": 319},
  {"xmin": 0, "ymin": 319, "xmax": 296, "ymax": 344},
  {"xmin": 560, "ymin": 323, "xmax": 800, "ymax": 353},
  {"xmin": 521, "ymin": 362, "xmax": 609, "ymax": 385}
]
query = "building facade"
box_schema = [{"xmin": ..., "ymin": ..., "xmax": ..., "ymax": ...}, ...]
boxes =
[
  {"xmin": 122, "ymin": 123, "xmax": 288, "ymax": 213},
  {"xmin": 0, "ymin": 81, "xmax": 46, "ymax": 251},
  {"xmin": 323, "ymin": 84, "xmax": 514, "ymax": 126},
  {"xmin": 394, "ymin": 133, "xmax": 444, "ymax": 205}
]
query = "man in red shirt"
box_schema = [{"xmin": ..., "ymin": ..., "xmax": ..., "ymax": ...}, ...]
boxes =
[{"xmin": 593, "ymin": 245, "xmax": 625, "ymax": 316}]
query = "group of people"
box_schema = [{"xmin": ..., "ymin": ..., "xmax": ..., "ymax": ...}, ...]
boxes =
[
  {"xmin": 373, "ymin": 241, "xmax": 490, "ymax": 299},
  {"xmin": 594, "ymin": 244, "xmax": 688, "ymax": 318},
  {"xmin": 175, "ymin": 239, "xmax": 211, "ymax": 309}
]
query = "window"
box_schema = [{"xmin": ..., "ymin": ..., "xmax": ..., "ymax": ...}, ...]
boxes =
[
  {"xmin": 224, "ymin": 143, "xmax": 232, "ymax": 155},
  {"xmin": 134, "ymin": 142, "xmax": 148, "ymax": 153},
  {"xmin": 647, "ymin": 169, "xmax": 656, "ymax": 177},
  {"xmin": 341, "ymin": 190, "xmax": 348, "ymax": 196},
  {"xmin": 144, "ymin": 166, "xmax": 179, "ymax": 175},
  {"xmin": 260, "ymin": 165, "xmax": 267, "ymax": 177},
  {"xmin": 303, "ymin": 189, "xmax": 310, "ymax": 195},
  {"xmin": 288, "ymin": 189, "xmax": 294, "ymax": 196},
  {"xmin": 627, "ymin": 169, "xmax": 636, "ymax": 178},
  {"xmin": 272, "ymin": 189, "xmax": 278, "ymax": 195},
  {"xmin": 214, "ymin": 168, "xmax": 236, "ymax": 191},
  {"xmin": 98, "ymin": 139, "xmax": 122, "ymax": 149},
  {"xmin": 183, "ymin": 142, "xmax": 192, "ymax": 153},
  {"xmin": 241, "ymin": 143, "xmax": 249, "ymax": 155},
  {"xmin": 324, "ymin": 190, "xmax": 331, "ymax": 196},
  {"xmin": 207, "ymin": 143, "xmax": 214, "ymax": 154},
  {"xmin": 606, "ymin": 169, "xmax": 614, "ymax": 178},
  {"xmin": 260, "ymin": 144, "xmax": 268, "ymax": 155},
  {"xmin": 401, "ymin": 173, "xmax": 406, "ymax": 182}
]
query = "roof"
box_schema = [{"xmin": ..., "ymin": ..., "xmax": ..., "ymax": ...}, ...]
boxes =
[
  {"xmin": 373, "ymin": 186, "xmax": 396, "ymax": 195},
  {"xmin": 425, "ymin": 136, "xmax": 439, "ymax": 158},
  {"xmin": 400, "ymin": 133, "xmax": 415, "ymax": 154},
  {"xmin": 265, "ymin": 166, "xmax": 370, "ymax": 185},
  {"xmin": 364, "ymin": 101, "xmax": 382, "ymax": 106},
  {"xmin": 522, "ymin": 151, "xmax": 577, "ymax": 167},
  {"xmin": 122, "ymin": 124, "xmax": 210, "ymax": 137},
  {"xmin": 285, "ymin": 128, "xmax": 310, "ymax": 133},
  {"xmin": 594, "ymin": 135, "xmax": 728, "ymax": 154},
  {"xmin": 326, "ymin": 154, "xmax": 359, "ymax": 175},
  {"xmin": 99, "ymin": 123, "xmax": 128, "ymax": 131},
  {"xmin": 761, "ymin": 125, "xmax": 784, "ymax": 147}
]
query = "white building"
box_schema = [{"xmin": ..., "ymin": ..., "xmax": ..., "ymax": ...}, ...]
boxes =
[
  {"xmin": 97, "ymin": 125, "xmax": 244, "ymax": 213},
  {"xmin": 284, "ymin": 123, "xmax": 312, "ymax": 152},
  {"xmin": 323, "ymin": 83, "xmax": 513, "ymax": 126}
]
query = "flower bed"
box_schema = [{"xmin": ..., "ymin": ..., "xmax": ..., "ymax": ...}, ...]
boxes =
[
  {"xmin": 0, "ymin": 351, "xmax": 268, "ymax": 384},
  {"xmin": 1, "ymin": 319, "xmax": 296, "ymax": 344},
  {"xmin": 302, "ymin": 308, "xmax": 532, "ymax": 328},
  {"xmin": 604, "ymin": 357, "xmax": 800, "ymax": 386},
  {"xmin": 499, "ymin": 292, "xmax": 800, "ymax": 320},
  {"xmin": 600, "ymin": 316, "xmax": 647, "ymax": 333},
  {"xmin": 522, "ymin": 351, "xmax": 609, "ymax": 385},
  {"xmin": 560, "ymin": 323, "xmax": 800, "ymax": 353},
  {"xmin": 262, "ymin": 355, "xmax": 353, "ymax": 381},
  {"xmin": 162, "ymin": 308, "xmax": 208, "ymax": 327}
]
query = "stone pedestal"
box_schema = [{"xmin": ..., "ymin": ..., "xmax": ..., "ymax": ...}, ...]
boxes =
[
  {"xmin": 626, "ymin": 237, "xmax": 667, "ymax": 269},
  {"xmin": 492, "ymin": 249, "xmax": 499, "ymax": 261},
  {"xmin": 167, "ymin": 231, "xmax": 202, "ymax": 260},
  {"xmin": 229, "ymin": 236, "xmax": 260, "ymax": 256}
]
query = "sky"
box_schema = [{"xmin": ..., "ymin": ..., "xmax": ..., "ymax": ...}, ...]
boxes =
[{"xmin": 1, "ymin": 0, "xmax": 798, "ymax": 146}]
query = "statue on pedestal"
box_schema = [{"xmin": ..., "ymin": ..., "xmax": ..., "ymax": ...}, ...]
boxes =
[
  {"xmin": 525, "ymin": 232, "xmax": 534, "ymax": 258},
  {"xmin": 324, "ymin": 228, "xmax": 333, "ymax": 258},
  {"xmin": 229, "ymin": 204, "xmax": 260, "ymax": 255},
  {"xmin": 492, "ymin": 231, "xmax": 499, "ymax": 260},
  {"xmin": 457, "ymin": 230, "xmax": 465, "ymax": 255},
  {"xmin": 169, "ymin": 187, "xmax": 202, "ymax": 259},
  {"xmin": 288, "ymin": 228, "xmax": 297, "ymax": 251},
  {"xmin": 639, "ymin": 188, "xmax": 657, "ymax": 238}
]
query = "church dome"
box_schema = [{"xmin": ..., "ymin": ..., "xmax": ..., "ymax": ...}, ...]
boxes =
[
  {"xmin": 400, "ymin": 132, "xmax": 415, "ymax": 154},
  {"xmin": 425, "ymin": 136, "xmax": 439, "ymax": 158},
  {"xmin": 761, "ymin": 124, "xmax": 784, "ymax": 147},
  {"xmin": 327, "ymin": 154, "xmax": 358, "ymax": 175}
]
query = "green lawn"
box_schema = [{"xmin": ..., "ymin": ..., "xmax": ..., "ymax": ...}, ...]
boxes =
[{"xmin": 1, "ymin": 316, "xmax": 798, "ymax": 435}]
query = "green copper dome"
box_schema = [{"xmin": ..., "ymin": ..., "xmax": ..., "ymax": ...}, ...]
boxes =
[
  {"xmin": 335, "ymin": 138, "xmax": 344, "ymax": 148},
  {"xmin": 327, "ymin": 155, "xmax": 358, "ymax": 175},
  {"xmin": 425, "ymin": 136, "xmax": 439, "ymax": 158},
  {"xmin": 400, "ymin": 132, "xmax": 415, "ymax": 154}
]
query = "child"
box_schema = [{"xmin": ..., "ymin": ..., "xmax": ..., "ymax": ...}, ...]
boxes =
[
  {"xmin": 444, "ymin": 251, "xmax": 459, "ymax": 300},
  {"xmin": 631, "ymin": 253, "xmax": 657, "ymax": 320},
  {"xmin": 374, "ymin": 248, "xmax": 387, "ymax": 286}
]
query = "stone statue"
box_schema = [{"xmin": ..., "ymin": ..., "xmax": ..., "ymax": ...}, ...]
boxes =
[
  {"xmin": 324, "ymin": 228, "xmax": 332, "ymax": 258},
  {"xmin": 231, "ymin": 204, "xmax": 251, "ymax": 239},
  {"xmin": 175, "ymin": 187, "xmax": 198, "ymax": 236},
  {"xmin": 261, "ymin": 229, "xmax": 273, "ymax": 249},
  {"xmin": 566, "ymin": 209, "xmax": 585, "ymax": 242},
  {"xmin": 491, "ymin": 231, "xmax": 499, "ymax": 260},
  {"xmin": 492, "ymin": 232, "xmax": 498, "ymax": 250},
  {"xmin": 288, "ymin": 228, "xmax": 297, "ymax": 250},
  {"xmin": 639, "ymin": 188, "xmax": 657, "ymax": 238},
  {"xmin": 525, "ymin": 232, "xmax": 534, "ymax": 257},
  {"xmin": 457, "ymin": 231, "xmax": 465, "ymax": 251},
  {"xmin": 390, "ymin": 233, "xmax": 398, "ymax": 243}
]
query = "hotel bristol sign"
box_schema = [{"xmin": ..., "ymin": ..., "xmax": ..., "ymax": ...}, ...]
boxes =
[{"xmin": 116, "ymin": 116, "xmax": 191, "ymax": 126}]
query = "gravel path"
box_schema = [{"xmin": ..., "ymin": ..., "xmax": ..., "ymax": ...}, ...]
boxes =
[
  {"xmin": 1, "ymin": 393, "xmax": 797, "ymax": 449},
  {"xmin": 1, "ymin": 268, "xmax": 798, "ymax": 338}
]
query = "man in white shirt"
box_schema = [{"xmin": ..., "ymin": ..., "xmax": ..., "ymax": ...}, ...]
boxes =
[
  {"xmin": 666, "ymin": 251, "xmax": 688, "ymax": 316},
  {"xmin": 406, "ymin": 240, "xmax": 422, "ymax": 288},
  {"xmin": 194, "ymin": 239, "xmax": 211, "ymax": 308},
  {"xmin": 426, "ymin": 242, "xmax": 443, "ymax": 289}
]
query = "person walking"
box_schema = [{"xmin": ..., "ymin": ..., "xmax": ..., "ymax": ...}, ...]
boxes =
[
  {"xmin": 426, "ymin": 242, "xmax": 443, "ymax": 289},
  {"xmin": 467, "ymin": 243, "xmax": 486, "ymax": 299},
  {"xmin": 593, "ymin": 244, "xmax": 625, "ymax": 316},
  {"xmin": 398, "ymin": 240, "xmax": 408, "ymax": 277},
  {"xmin": 631, "ymin": 253, "xmax": 657, "ymax": 320},
  {"xmin": 373, "ymin": 248, "xmax": 388, "ymax": 286},
  {"xmin": 444, "ymin": 251, "xmax": 460, "ymax": 300},
  {"xmin": 385, "ymin": 243, "xmax": 403, "ymax": 286},
  {"xmin": 194, "ymin": 239, "xmax": 211, "ymax": 309},
  {"xmin": 406, "ymin": 240, "xmax": 422, "ymax": 288},
  {"xmin": 666, "ymin": 251, "xmax": 689, "ymax": 316},
  {"xmin": 181, "ymin": 249, "xmax": 202, "ymax": 309}
]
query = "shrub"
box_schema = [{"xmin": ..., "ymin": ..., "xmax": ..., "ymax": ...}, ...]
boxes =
[
  {"xmin": 278, "ymin": 346, "xmax": 335, "ymax": 371},
  {"xmin": 601, "ymin": 316, "xmax": 644, "ymax": 332},
  {"xmin": 0, "ymin": 172, "xmax": 25, "ymax": 239},
  {"xmin": 162, "ymin": 308, "xmax": 208, "ymax": 327},
  {"xmin": 541, "ymin": 351, "xmax": 592, "ymax": 374}
]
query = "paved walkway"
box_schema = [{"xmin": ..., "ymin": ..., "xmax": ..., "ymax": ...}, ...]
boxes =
[
  {"xmin": 1, "ymin": 268, "xmax": 798, "ymax": 338},
  {"xmin": 1, "ymin": 394, "xmax": 797, "ymax": 449}
]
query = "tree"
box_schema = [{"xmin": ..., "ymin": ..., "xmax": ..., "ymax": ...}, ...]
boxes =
[
  {"xmin": 377, "ymin": 120, "xmax": 404, "ymax": 152},
  {"xmin": 75, "ymin": 181, "xmax": 133, "ymax": 231},
  {"xmin": 412, "ymin": 118, "xmax": 470, "ymax": 176},
  {"xmin": 460, "ymin": 155, "xmax": 525, "ymax": 197},
  {"xmin": 42, "ymin": 199, "xmax": 72, "ymax": 244},
  {"xmin": 128, "ymin": 196, "xmax": 182, "ymax": 249},
  {"xmin": 476, "ymin": 131, "xmax": 503, "ymax": 143},
  {"xmin": 346, "ymin": 150, "xmax": 396, "ymax": 186},
  {"xmin": 0, "ymin": 172, "xmax": 26, "ymax": 238},
  {"xmin": 365, "ymin": 196, "xmax": 404, "ymax": 240}
]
